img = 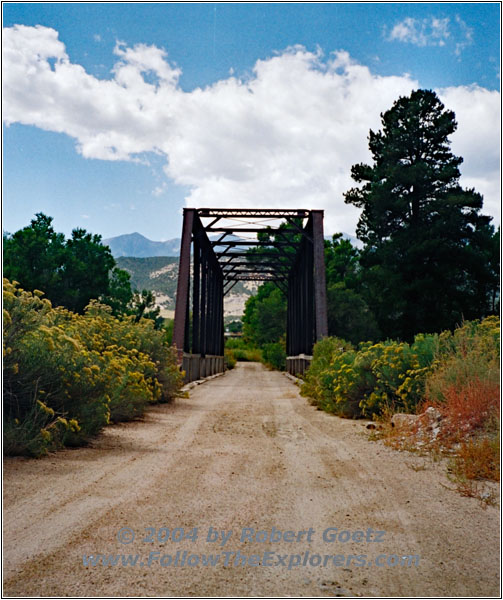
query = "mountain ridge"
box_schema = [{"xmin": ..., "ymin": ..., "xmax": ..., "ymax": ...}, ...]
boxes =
[
  {"xmin": 103, "ymin": 232, "xmax": 181, "ymax": 258},
  {"xmin": 104, "ymin": 231, "xmax": 360, "ymax": 258}
]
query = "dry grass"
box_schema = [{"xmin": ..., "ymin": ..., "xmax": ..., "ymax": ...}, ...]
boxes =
[
  {"xmin": 423, "ymin": 378, "xmax": 499, "ymax": 445},
  {"xmin": 450, "ymin": 437, "xmax": 500, "ymax": 482},
  {"xmin": 370, "ymin": 379, "xmax": 500, "ymax": 504}
]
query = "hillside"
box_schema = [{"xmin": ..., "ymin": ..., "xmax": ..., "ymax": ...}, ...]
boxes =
[{"xmin": 116, "ymin": 256, "xmax": 257, "ymax": 318}]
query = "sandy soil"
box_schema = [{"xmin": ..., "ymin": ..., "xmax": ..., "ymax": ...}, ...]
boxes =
[{"xmin": 3, "ymin": 363, "xmax": 500, "ymax": 597}]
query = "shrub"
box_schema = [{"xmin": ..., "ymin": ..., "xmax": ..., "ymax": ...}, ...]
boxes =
[
  {"xmin": 301, "ymin": 334, "xmax": 438, "ymax": 418},
  {"xmin": 300, "ymin": 337, "xmax": 353, "ymax": 412},
  {"xmin": 425, "ymin": 316, "xmax": 500, "ymax": 406},
  {"xmin": 224, "ymin": 348, "xmax": 237, "ymax": 370},
  {"xmin": 450, "ymin": 436, "xmax": 500, "ymax": 483},
  {"xmin": 262, "ymin": 341, "xmax": 286, "ymax": 371},
  {"xmin": 3, "ymin": 279, "xmax": 183, "ymax": 456},
  {"xmin": 224, "ymin": 338, "xmax": 262, "ymax": 362}
]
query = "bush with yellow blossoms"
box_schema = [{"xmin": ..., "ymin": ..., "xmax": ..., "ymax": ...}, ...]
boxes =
[
  {"xmin": 3, "ymin": 279, "xmax": 183, "ymax": 456},
  {"xmin": 301, "ymin": 320, "xmax": 498, "ymax": 419}
]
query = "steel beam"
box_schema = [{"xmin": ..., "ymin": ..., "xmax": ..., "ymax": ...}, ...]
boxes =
[
  {"xmin": 175, "ymin": 207, "xmax": 328, "ymax": 380},
  {"xmin": 198, "ymin": 208, "xmax": 310, "ymax": 218},
  {"xmin": 173, "ymin": 208, "xmax": 195, "ymax": 363},
  {"xmin": 312, "ymin": 210, "xmax": 328, "ymax": 340}
]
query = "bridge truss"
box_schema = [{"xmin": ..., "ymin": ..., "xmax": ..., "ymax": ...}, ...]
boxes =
[{"xmin": 173, "ymin": 208, "xmax": 328, "ymax": 381}]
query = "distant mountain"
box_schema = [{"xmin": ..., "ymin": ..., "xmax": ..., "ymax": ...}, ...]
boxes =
[
  {"xmin": 105, "ymin": 231, "xmax": 360, "ymax": 258},
  {"xmin": 103, "ymin": 232, "xmax": 181, "ymax": 258}
]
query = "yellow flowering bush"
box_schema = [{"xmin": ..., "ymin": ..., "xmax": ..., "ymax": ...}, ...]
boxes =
[
  {"xmin": 3, "ymin": 279, "xmax": 183, "ymax": 456},
  {"xmin": 301, "ymin": 331, "xmax": 439, "ymax": 418}
]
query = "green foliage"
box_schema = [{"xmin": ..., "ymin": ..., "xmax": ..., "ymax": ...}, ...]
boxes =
[
  {"xmin": 327, "ymin": 282, "xmax": 380, "ymax": 345},
  {"xmin": 323, "ymin": 234, "xmax": 380, "ymax": 345},
  {"xmin": 3, "ymin": 213, "xmax": 66, "ymax": 304},
  {"xmin": 3, "ymin": 214, "xmax": 117, "ymax": 314},
  {"xmin": 3, "ymin": 214, "xmax": 167, "ymax": 329},
  {"xmin": 300, "ymin": 337, "xmax": 354, "ymax": 412},
  {"xmin": 425, "ymin": 315, "xmax": 500, "ymax": 405},
  {"xmin": 60, "ymin": 227, "xmax": 117, "ymax": 312},
  {"xmin": 101, "ymin": 267, "xmax": 134, "ymax": 316},
  {"xmin": 224, "ymin": 338, "xmax": 262, "ymax": 362},
  {"xmin": 3, "ymin": 279, "xmax": 183, "ymax": 457},
  {"xmin": 130, "ymin": 289, "xmax": 163, "ymax": 328},
  {"xmin": 324, "ymin": 234, "xmax": 361, "ymax": 289},
  {"xmin": 242, "ymin": 282, "xmax": 286, "ymax": 347},
  {"xmin": 344, "ymin": 89, "xmax": 499, "ymax": 341},
  {"xmin": 301, "ymin": 317, "xmax": 499, "ymax": 420},
  {"xmin": 226, "ymin": 320, "xmax": 243, "ymax": 333},
  {"xmin": 163, "ymin": 319, "xmax": 174, "ymax": 345},
  {"xmin": 302, "ymin": 331, "xmax": 439, "ymax": 418},
  {"xmin": 262, "ymin": 341, "xmax": 287, "ymax": 371},
  {"xmin": 224, "ymin": 348, "xmax": 237, "ymax": 370}
]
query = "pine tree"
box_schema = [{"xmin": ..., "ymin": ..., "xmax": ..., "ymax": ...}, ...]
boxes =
[{"xmin": 344, "ymin": 89, "xmax": 497, "ymax": 340}]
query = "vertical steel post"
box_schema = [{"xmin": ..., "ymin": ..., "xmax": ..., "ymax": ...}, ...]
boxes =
[
  {"xmin": 192, "ymin": 238, "xmax": 201, "ymax": 354},
  {"xmin": 312, "ymin": 210, "xmax": 328, "ymax": 340},
  {"xmin": 173, "ymin": 209, "xmax": 195, "ymax": 363},
  {"xmin": 200, "ymin": 255, "xmax": 207, "ymax": 357}
]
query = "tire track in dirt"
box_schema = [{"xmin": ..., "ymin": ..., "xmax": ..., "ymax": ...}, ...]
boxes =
[{"xmin": 3, "ymin": 363, "xmax": 499, "ymax": 597}]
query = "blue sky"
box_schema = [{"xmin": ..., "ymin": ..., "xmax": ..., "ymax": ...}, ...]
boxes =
[{"xmin": 3, "ymin": 2, "xmax": 501, "ymax": 241}]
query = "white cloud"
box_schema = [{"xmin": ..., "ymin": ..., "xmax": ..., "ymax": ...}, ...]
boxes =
[
  {"xmin": 454, "ymin": 15, "xmax": 474, "ymax": 57},
  {"xmin": 386, "ymin": 15, "xmax": 475, "ymax": 57},
  {"xmin": 152, "ymin": 184, "xmax": 168, "ymax": 197},
  {"xmin": 387, "ymin": 17, "xmax": 450, "ymax": 47},
  {"xmin": 2, "ymin": 25, "xmax": 500, "ymax": 236},
  {"xmin": 438, "ymin": 85, "xmax": 501, "ymax": 221}
]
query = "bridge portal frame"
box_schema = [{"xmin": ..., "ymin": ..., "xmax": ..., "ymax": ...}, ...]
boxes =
[{"xmin": 173, "ymin": 208, "xmax": 328, "ymax": 382}]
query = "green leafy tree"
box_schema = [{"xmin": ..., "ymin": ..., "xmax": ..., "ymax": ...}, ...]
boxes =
[
  {"xmin": 324, "ymin": 234, "xmax": 360, "ymax": 290},
  {"xmin": 326, "ymin": 283, "xmax": 380, "ymax": 345},
  {"xmin": 3, "ymin": 213, "xmax": 66, "ymax": 301},
  {"xmin": 3, "ymin": 213, "xmax": 133, "ymax": 314},
  {"xmin": 344, "ymin": 89, "xmax": 497, "ymax": 340},
  {"xmin": 227, "ymin": 320, "xmax": 243, "ymax": 334},
  {"xmin": 101, "ymin": 267, "xmax": 134, "ymax": 316},
  {"xmin": 242, "ymin": 282, "xmax": 286, "ymax": 346},
  {"xmin": 60, "ymin": 228, "xmax": 116, "ymax": 313},
  {"xmin": 324, "ymin": 234, "xmax": 380, "ymax": 344},
  {"xmin": 241, "ymin": 221, "xmax": 293, "ymax": 349}
]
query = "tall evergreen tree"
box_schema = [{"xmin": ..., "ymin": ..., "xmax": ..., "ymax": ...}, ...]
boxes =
[{"xmin": 344, "ymin": 89, "xmax": 497, "ymax": 340}]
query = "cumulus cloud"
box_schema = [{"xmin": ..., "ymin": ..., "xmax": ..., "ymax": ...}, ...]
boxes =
[
  {"xmin": 2, "ymin": 25, "xmax": 500, "ymax": 235},
  {"xmin": 438, "ymin": 85, "xmax": 500, "ymax": 220}
]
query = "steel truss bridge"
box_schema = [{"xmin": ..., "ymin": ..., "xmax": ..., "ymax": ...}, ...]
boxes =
[{"xmin": 173, "ymin": 208, "xmax": 328, "ymax": 381}]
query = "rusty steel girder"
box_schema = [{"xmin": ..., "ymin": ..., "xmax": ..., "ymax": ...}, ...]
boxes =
[{"xmin": 173, "ymin": 208, "xmax": 328, "ymax": 380}]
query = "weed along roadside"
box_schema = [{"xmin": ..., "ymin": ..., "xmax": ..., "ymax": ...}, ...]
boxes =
[{"xmin": 299, "ymin": 317, "xmax": 500, "ymax": 504}]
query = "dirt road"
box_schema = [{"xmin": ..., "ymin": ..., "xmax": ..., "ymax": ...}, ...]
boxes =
[{"xmin": 3, "ymin": 363, "xmax": 499, "ymax": 597}]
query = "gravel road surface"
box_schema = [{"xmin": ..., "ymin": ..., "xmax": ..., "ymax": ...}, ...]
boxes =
[{"xmin": 3, "ymin": 362, "xmax": 499, "ymax": 597}]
